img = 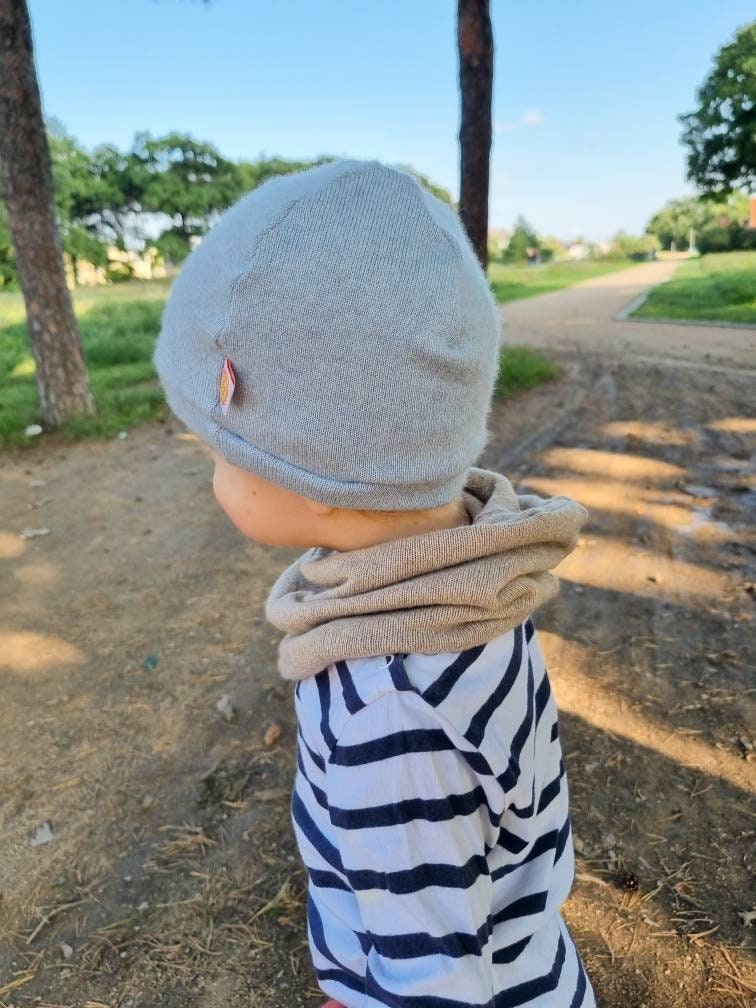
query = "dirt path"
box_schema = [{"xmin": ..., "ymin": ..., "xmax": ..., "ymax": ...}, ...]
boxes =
[
  {"xmin": 1, "ymin": 268, "xmax": 754, "ymax": 1007},
  {"xmin": 501, "ymin": 259, "xmax": 756, "ymax": 372}
]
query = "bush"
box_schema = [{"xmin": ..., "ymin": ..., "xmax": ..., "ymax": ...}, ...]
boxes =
[
  {"xmin": 105, "ymin": 262, "xmax": 133, "ymax": 283},
  {"xmin": 612, "ymin": 231, "xmax": 660, "ymax": 259}
]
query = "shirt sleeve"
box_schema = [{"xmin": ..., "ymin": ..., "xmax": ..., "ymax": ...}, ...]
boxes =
[{"xmin": 326, "ymin": 688, "xmax": 499, "ymax": 1008}]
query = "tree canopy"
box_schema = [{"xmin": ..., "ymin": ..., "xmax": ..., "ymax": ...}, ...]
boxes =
[
  {"xmin": 646, "ymin": 191, "xmax": 753, "ymax": 252},
  {"xmin": 679, "ymin": 22, "xmax": 756, "ymax": 195}
]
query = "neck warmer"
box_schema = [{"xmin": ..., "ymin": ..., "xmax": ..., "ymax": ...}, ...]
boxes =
[{"xmin": 264, "ymin": 467, "xmax": 589, "ymax": 681}]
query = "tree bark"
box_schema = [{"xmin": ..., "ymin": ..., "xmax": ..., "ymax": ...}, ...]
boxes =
[
  {"xmin": 457, "ymin": 0, "xmax": 493, "ymax": 271},
  {"xmin": 0, "ymin": 0, "xmax": 94, "ymax": 426}
]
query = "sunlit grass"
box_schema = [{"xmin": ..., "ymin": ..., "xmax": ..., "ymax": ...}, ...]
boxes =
[
  {"xmin": 489, "ymin": 258, "xmax": 637, "ymax": 304},
  {"xmin": 495, "ymin": 345, "xmax": 559, "ymax": 398},
  {"xmin": 632, "ymin": 251, "xmax": 756, "ymax": 324},
  {"xmin": 0, "ymin": 280, "xmax": 168, "ymax": 449}
]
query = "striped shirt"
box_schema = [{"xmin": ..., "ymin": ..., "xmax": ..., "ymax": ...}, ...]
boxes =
[{"xmin": 292, "ymin": 617, "xmax": 595, "ymax": 1007}]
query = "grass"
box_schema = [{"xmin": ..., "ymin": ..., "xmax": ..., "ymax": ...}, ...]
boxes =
[
  {"xmin": 495, "ymin": 345, "xmax": 559, "ymax": 398},
  {"xmin": 489, "ymin": 257, "xmax": 637, "ymax": 304},
  {"xmin": 631, "ymin": 251, "xmax": 756, "ymax": 325},
  {"xmin": 0, "ymin": 273, "xmax": 562, "ymax": 451},
  {"xmin": 0, "ymin": 279, "xmax": 169, "ymax": 449}
]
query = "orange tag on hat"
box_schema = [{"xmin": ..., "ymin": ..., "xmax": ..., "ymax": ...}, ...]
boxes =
[{"xmin": 218, "ymin": 356, "xmax": 236, "ymax": 415}]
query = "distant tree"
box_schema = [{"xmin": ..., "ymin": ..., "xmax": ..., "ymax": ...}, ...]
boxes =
[
  {"xmin": 504, "ymin": 216, "xmax": 539, "ymax": 261},
  {"xmin": 457, "ymin": 0, "xmax": 493, "ymax": 269},
  {"xmin": 131, "ymin": 132, "xmax": 243, "ymax": 264},
  {"xmin": 646, "ymin": 192, "xmax": 750, "ymax": 250},
  {"xmin": 0, "ymin": 0, "xmax": 95, "ymax": 426},
  {"xmin": 679, "ymin": 22, "xmax": 756, "ymax": 195},
  {"xmin": 48, "ymin": 123, "xmax": 111, "ymax": 283},
  {"xmin": 612, "ymin": 231, "xmax": 660, "ymax": 260},
  {"xmin": 235, "ymin": 155, "xmax": 334, "ymax": 194},
  {"xmin": 646, "ymin": 197, "xmax": 705, "ymax": 250}
]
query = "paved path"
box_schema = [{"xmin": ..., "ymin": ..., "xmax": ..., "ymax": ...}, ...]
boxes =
[{"xmin": 500, "ymin": 260, "xmax": 756, "ymax": 373}]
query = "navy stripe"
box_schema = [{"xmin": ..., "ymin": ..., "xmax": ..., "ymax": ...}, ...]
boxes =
[
  {"xmin": 388, "ymin": 653, "xmax": 413, "ymax": 691},
  {"xmin": 314, "ymin": 967, "xmax": 366, "ymax": 996},
  {"xmin": 369, "ymin": 918, "xmax": 491, "ymax": 960},
  {"xmin": 297, "ymin": 748, "xmax": 328, "ymax": 809},
  {"xmin": 550, "ymin": 720, "xmax": 559, "ymax": 742},
  {"xmin": 497, "ymin": 656, "xmax": 535, "ymax": 793},
  {"xmin": 348, "ymin": 852, "xmax": 490, "ymax": 895},
  {"xmin": 509, "ymin": 792, "xmax": 535, "ymax": 819},
  {"xmin": 492, "ymin": 933, "xmax": 532, "ymax": 965},
  {"xmin": 336, "ymin": 660, "xmax": 365, "ymax": 714},
  {"xmin": 492, "ymin": 817, "xmax": 570, "ymax": 881},
  {"xmin": 315, "ymin": 671, "xmax": 336, "ymax": 751},
  {"xmin": 570, "ymin": 954, "xmax": 588, "ymax": 1008},
  {"xmin": 330, "ymin": 785, "xmax": 496, "ymax": 830},
  {"xmin": 307, "ymin": 868, "xmax": 352, "ymax": 892},
  {"xmin": 537, "ymin": 760, "xmax": 565, "ymax": 814},
  {"xmin": 493, "ymin": 890, "xmax": 548, "ymax": 925},
  {"xmin": 465, "ymin": 625, "xmax": 524, "ymax": 747},
  {"xmin": 497, "ymin": 826, "xmax": 529, "ymax": 855},
  {"xmin": 421, "ymin": 645, "xmax": 487, "ymax": 707},
  {"xmin": 534, "ymin": 671, "xmax": 550, "ymax": 726},
  {"xmin": 459, "ymin": 747, "xmax": 495, "ymax": 776},
  {"xmin": 291, "ymin": 790, "xmax": 346, "ymax": 875},
  {"xmin": 525, "ymin": 618, "xmax": 535, "ymax": 642},
  {"xmin": 496, "ymin": 933, "xmax": 566, "ymax": 1008},
  {"xmin": 307, "ymin": 891, "xmax": 349, "ymax": 971},
  {"xmin": 298, "ymin": 725, "xmax": 326, "ymax": 770},
  {"xmin": 554, "ymin": 815, "xmax": 571, "ymax": 864},
  {"xmin": 330, "ymin": 727, "xmax": 455, "ymax": 766},
  {"xmin": 355, "ymin": 929, "xmax": 372, "ymax": 954}
]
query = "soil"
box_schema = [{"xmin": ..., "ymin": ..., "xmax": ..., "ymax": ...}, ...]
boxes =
[{"xmin": 1, "ymin": 263, "xmax": 754, "ymax": 1007}]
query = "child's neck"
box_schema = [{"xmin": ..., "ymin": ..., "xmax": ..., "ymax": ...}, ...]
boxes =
[{"xmin": 315, "ymin": 495, "xmax": 471, "ymax": 552}]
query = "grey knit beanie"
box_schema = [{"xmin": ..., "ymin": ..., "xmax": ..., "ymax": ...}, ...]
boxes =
[{"xmin": 153, "ymin": 158, "xmax": 501, "ymax": 511}]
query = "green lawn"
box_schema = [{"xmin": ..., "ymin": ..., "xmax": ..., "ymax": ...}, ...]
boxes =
[
  {"xmin": 1, "ymin": 272, "xmax": 562, "ymax": 451},
  {"xmin": 495, "ymin": 346, "xmax": 559, "ymax": 398},
  {"xmin": 631, "ymin": 251, "xmax": 756, "ymax": 325},
  {"xmin": 0, "ymin": 280, "xmax": 169, "ymax": 449},
  {"xmin": 489, "ymin": 257, "xmax": 637, "ymax": 304}
]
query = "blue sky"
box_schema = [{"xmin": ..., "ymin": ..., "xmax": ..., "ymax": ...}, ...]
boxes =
[{"xmin": 30, "ymin": 0, "xmax": 753, "ymax": 241}]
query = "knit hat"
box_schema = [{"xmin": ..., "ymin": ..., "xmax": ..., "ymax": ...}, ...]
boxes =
[{"xmin": 152, "ymin": 159, "xmax": 502, "ymax": 511}]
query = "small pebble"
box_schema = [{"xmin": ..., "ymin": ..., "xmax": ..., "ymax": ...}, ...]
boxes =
[
  {"xmin": 215, "ymin": 694, "xmax": 236, "ymax": 722},
  {"xmin": 30, "ymin": 821, "xmax": 55, "ymax": 847}
]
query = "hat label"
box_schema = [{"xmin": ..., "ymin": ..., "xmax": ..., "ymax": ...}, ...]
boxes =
[{"xmin": 219, "ymin": 356, "xmax": 236, "ymax": 415}]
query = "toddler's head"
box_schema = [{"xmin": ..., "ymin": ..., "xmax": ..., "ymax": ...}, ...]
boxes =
[{"xmin": 153, "ymin": 159, "xmax": 501, "ymax": 549}]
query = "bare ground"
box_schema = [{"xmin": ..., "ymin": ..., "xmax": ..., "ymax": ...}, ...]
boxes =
[{"xmin": 1, "ymin": 263, "xmax": 754, "ymax": 1007}]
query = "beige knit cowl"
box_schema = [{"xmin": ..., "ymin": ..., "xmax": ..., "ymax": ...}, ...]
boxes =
[{"xmin": 264, "ymin": 467, "xmax": 589, "ymax": 681}]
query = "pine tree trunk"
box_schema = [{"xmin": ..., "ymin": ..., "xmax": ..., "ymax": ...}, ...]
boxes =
[
  {"xmin": 0, "ymin": 0, "xmax": 95, "ymax": 426},
  {"xmin": 457, "ymin": 0, "xmax": 493, "ymax": 271}
]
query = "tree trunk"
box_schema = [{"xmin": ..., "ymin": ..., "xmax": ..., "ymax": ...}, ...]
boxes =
[
  {"xmin": 457, "ymin": 0, "xmax": 493, "ymax": 271},
  {"xmin": 0, "ymin": 0, "xmax": 95, "ymax": 426}
]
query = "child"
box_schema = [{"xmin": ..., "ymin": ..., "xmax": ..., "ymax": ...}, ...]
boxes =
[{"xmin": 153, "ymin": 159, "xmax": 594, "ymax": 1007}]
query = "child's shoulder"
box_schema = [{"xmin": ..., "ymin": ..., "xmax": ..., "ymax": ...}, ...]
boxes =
[{"xmin": 295, "ymin": 617, "xmax": 545, "ymax": 763}]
